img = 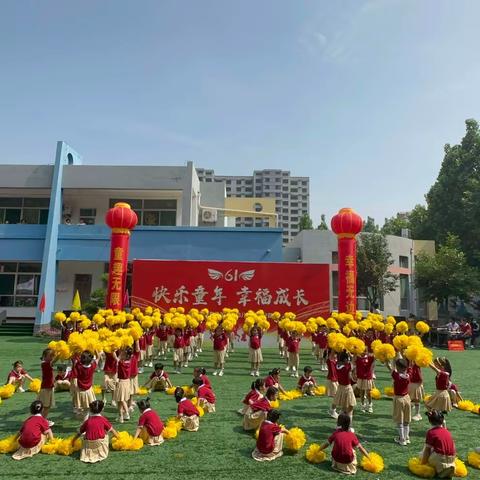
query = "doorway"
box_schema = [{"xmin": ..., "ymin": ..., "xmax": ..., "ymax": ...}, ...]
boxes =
[{"xmin": 73, "ymin": 274, "xmax": 92, "ymax": 305}]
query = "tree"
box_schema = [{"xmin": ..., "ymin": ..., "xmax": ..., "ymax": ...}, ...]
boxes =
[
  {"xmin": 83, "ymin": 273, "xmax": 108, "ymax": 315},
  {"xmin": 299, "ymin": 213, "xmax": 313, "ymax": 231},
  {"xmin": 414, "ymin": 233, "xmax": 480, "ymax": 306},
  {"xmin": 362, "ymin": 216, "xmax": 379, "ymax": 233},
  {"xmin": 381, "ymin": 213, "xmax": 410, "ymax": 236},
  {"xmin": 357, "ymin": 233, "xmax": 398, "ymax": 308},
  {"xmin": 317, "ymin": 214, "xmax": 329, "ymax": 230}
]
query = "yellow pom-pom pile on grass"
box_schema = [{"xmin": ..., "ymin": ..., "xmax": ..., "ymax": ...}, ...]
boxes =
[
  {"xmin": 467, "ymin": 451, "xmax": 480, "ymax": 469},
  {"xmin": 0, "ymin": 434, "xmax": 19, "ymax": 454},
  {"xmin": 408, "ymin": 457, "xmax": 435, "ymax": 478},
  {"xmin": 370, "ymin": 388, "xmax": 382, "ymax": 400},
  {"xmin": 28, "ymin": 378, "xmax": 41, "ymax": 393},
  {"xmin": 93, "ymin": 385, "xmax": 102, "ymax": 395},
  {"xmin": 361, "ymin": 452, "xmax": 385, "ymax": 473},
  {"xmin": 454, "ymin": 458, "xmax": 468, "ymax": 477},
  {"xmin": 383, "ymin": 386, "xmax": 394, "ymax": 397},
  {"xmin": 313, "ymin": 385, "xmax": 326, "ymax": 396},
  {"xmin": 284, "ymin": 427, "xmax": 306, "ymax": 452},
  {"xmin": 111, "ymin": 431, "xmax": 143, "ymax": 451},
  {"xmin": 0, "ymin": 384, "xmax": 15, "ymax": 399},
  {"xmin": 305, "ymin": 443, "xmax": 326, "ymax": 464},
  {"xmin": 457, "ymin": 400, "xmax": 475, "ymax": 412}
]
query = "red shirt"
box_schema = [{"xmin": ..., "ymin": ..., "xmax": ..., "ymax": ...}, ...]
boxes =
[
  {"xmin": 436, "ymin": 371, "xmax": 450, "ymax": 390},
  {"xmin": 198, "ymin": 385, "xmax": 216, "ymax": 404},
  {"xmin": 408, "ymin": 364, "xmax": 423, "ymax": 383},
  {"xmin": 249, "ymin": 334, "xmax": 262, "ymax": 350},
  {"xmin": 117, "ymin": 359, "xmax": 131, "ymax": 380},
  {"xmin": 243, "ymin": 389, "xmax": 262, "ymax": 405},
  {"xmin": 174, "ymin": 335, "xmax": 185, "ymax": 349},
  {"xmin": 198, "ymin": 322, "xmax": 206, "ymax": 333},
  {"xmin": 213, "ymin": 333, "xmax": 227, "ymax": 351},
  {"xmin": 103, "ymin": 353, "xmax": 118, "ymax": 375},
  {"xmin": 298, "ymin": 374, "xmax": 315, "ymax": 388},
  {"xmin": 41, "ymin": 360, "xmax": 54, "ymax": 389},
  {"xmin": 130, "ymin": 351, "xmax": 139, "ymax": 378},
  {"xmin": 200, "ymin": 374, "xmax": 211, "ymax": 388},
  {"xmin": 138, "ymin": 409, "xmax": 164, "ymax": 436},
  {"xmin": 80, "ymin": 415, "xmax": 112, "ymax": 440},
  {"xmin": 177, "ymin": 398, "xmax": 199, "ymax": 416},
  {"xmin": 150, "ymin": 370, "xmax": 169, "ymax": 380},
  {"xmin": 74, "ymin": 361, "xmax": 97, "ymax": 391},
  {"xmin": 7, "ymin": 368, "xmax": 26, "ymax": 383},
  {"xmin": 328, "ymin": 430, "xmax": 360, "ymax": 464},
  {"xmin": 287, "ymin": 337, "xmax": 300, "ymax": 353},
  {"xmin": 392, "ymin": 370, "xmax": 410, "ymax": 396},
  {"xmin": 364, "ymin": 337, "xmax": 374, "ymax": 353},
  {"xmin": 183, "ymin": 330, "xmax": 193, "ymax": 347},
  {"xmin": 156, "ymin": 327, "xmax": 168, "ymax": 341},
  {"xmin": 355, "ymin": 356, "xmax": 374, "ymax": 380},
  {"xmin": 55, "ymin": 371, "xmax": 71, "ymax": 381},
  {"xmin": 426, "ymin": 426, "xmax": 456, "ymax": 456},
  {"xmin": 327, "ymin": 359, "xmax": 338, "ymax": 382},
  {"xmin": 335, "ymin": 363, "xmax": 352, "ymax": 386},
  {"xmin": 139, "ymin": 336, "xmax": 147, "ymax": 351},
  {"xmin": 145, "ymin": 332, "xmax": 154, "ymax": 346},
  {"xmin": 19, "ymin": 415, "xmax": 50, "ymax": 448},
  {"xmin": 264, "ymin": 375, "xmax": 278, "ymax": 388},
  {"xmin": 315, "ymin": 332, "xmax": 328, "ymax": 348},
  {"xmin": 460, "ymin": 324, "xmax": 472, "ymax": 336},
  {"xmin": 250, "ymin": 397, "xmax": 272, "ymax": 412},
  {"xmin": 256, "ymin": 421, "xmax": 282, "ymax": 454}
]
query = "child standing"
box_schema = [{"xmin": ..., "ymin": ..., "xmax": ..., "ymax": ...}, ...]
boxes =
[
  {"xmin": 173, "ymin": 328, "xmax": 185, "ymax": 374},
  {"xmin": 112, "ymin": 348, "xmax": 132, "ymax": 423},
  {"xmin": 7, "ymin": 361, "xmax": 33, "ymax": 392},
  {"xmin": 298, "ymin": 366, "xmax": 317, "ymax": 396},
  {"xmin": 175, "ymin": 387, "xmax": 200, "ymax": 432},
  {"xmin": 101, "ymin": 352, "xmax": 117, "ymax": 405},
  {"xmin": 252, "ymin": 410, "xmax": 289, "ymax": 462},
  {"xmin": 38, "ymin": 348, "xmax": 57, "ymax": 426},
  {"xmin": 249, "ymin": 326, "xmax": 263, "ymax": 377},
  {"xmin": 134, "ymin": 398, "xmax": 164, "ymax": 446},
  {"xmin": 183, "ymin": 327, "xmax": 193, "ymax": 368},
  {"xmin": 144, "ymin": 363, "xmax": 173, "ymax": 392},
  {"xmin": 73, "ymin": 351, "xmax": 97, "ymax": 419},
  {"xmin": 387, "ymin": 358, "xmax": 411, "ymax": 446},
  {"xmin": 156, "ymin": 324, "xmax": 168, "ymax": 360},
  {"xmin": 421, "ymin": 410, "xmax": 456, "ymax": 478},
  {"xmin": 408, "ymin": 361, "xmax": 425, "ymax": 421},
  {"xmin": 12, "ymin": 400, "xmax": 54, "ymax": 460},
  {"xmin": 192, "ymin": 377, "xmax": 216, "ymax": 413},
  {"xmin": 318, "ymin": 413, "xmax": 370, "ymax": 475},
  {"xmin": 212, "ymin": 326, "xmax": 228, "ymax": 376},
  {"xmin": 73, "ymin": 400, "xmax": 119, "ymax": 463},
  {"xmin": 238, "ymin": 379, "xmax": 266, "ymax": 415},
  {"xmin": 354, "ymin": 352, "xmax": 375, "ymax": 413},
  {"xmin": 145, "ymin": 329, "xmax": 155, "ymax": 368},
  {"xmin": 425, "ymin": 357, "xmax": 453, "ymax": 413},
  {"xmin": 331, "ymin": 352, "xmax": 356, "ymax": 422},
  {"xmin": 128, "ymin": 342, "xmax": 141, "ymax": 412},
  {"xmin": 315, "ymin": 326, "xmax": 329, "ymax": 371},
  {"xmin": 327, "ymin": 351, "xmax": 339, "ymax": 418},
  {"xmin": 243, "ymin": 387, "xmax": 278, "ymax": 431},
  {"xmin": 286, "ymin": 332, "xmax": 301, "ymax": 377}
]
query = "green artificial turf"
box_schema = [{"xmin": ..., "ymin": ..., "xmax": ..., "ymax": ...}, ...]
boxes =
[{"xmin": 0, "ymin": 335, "xmax": 479, "ymax": 479}]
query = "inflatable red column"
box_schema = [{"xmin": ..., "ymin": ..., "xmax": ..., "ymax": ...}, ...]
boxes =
[
  {"xmin": 105, "ymin": 202, "xmax": 138, "ymax": 310},
  {"xmin": 331, "ymin": 208, "xmax": 363, "ymax": 315}
]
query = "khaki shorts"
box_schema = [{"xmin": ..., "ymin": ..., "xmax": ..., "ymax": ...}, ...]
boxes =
[
  {"xmin": 393, "ymin": 395, "xmax": 411, "ymax": 423},
  {"xmin": 214, "ymin": 348, "xmax": 226, "ymax": 365}
]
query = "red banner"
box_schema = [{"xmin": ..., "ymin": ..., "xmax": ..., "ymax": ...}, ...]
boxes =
[
  {"xmin": 106, "ymin": 233, "xmax": 130, "ymax": 310},
  {"xmin": 337, "ymin": 237, "xmax": 357, "ymax": 315},
  {"xmin": 132, "ymin": 260, "xmax": 330, "ymax": 320}
]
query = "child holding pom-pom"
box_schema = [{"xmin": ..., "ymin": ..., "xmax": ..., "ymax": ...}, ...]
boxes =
[
  {"xmin": 155, "ymin": 324, "xmax": 168, "ymax": 360},
  {"xmin": 408, "ymin": 361, "xmax": 424, "ymax": 421},
  {"xmin": 264, "ymin": 368, "xmax": 287, "ymax": 395},
  {"xmin": 144, "ymin": 363, "xmax": 173, "ymax": 392},
  {"xmin": 73, "ymin": 351, "xmax": 97, "ymax": 419},
  {"xmin": 212, "ymin": 326, "xmax": 228, "ymax": 377},
  {"xmin": 331, "ymin": 352, "xmax": 356, "ymax": 422},
  {"xmin": 102, "ymin": 352, "xmax": 117, "ymax": 405},
  {"xmin": 243, "ymin": 387, "xmax": 278, "ymax": 431},
  {"xmin": 252, "ymin": 409, "xmax": 289, "ymax": 462},
  {"xmin": 238, "ymin": 379, "xmax": 265, "ymax": 415},
  {"xmin": 38, "ymin": 348, "xmax": 58, "ymax": 426},
  {"xmin": 12, "ymin": 400, "xmax": 54, "ymax": 460},
  {"xmin": 192, "ymin": 377, "xmax": 216, "ymax": 413},
  {"xmin": 298, "ymin": 366, "xmax": 317, "ymax": 396},
  {"xmin": 173, "ymin": 328, "xmax": 185, "ymax": 374},
  {"xmin": 286, "ymin": 332, "xmax": 301, "ymax": 377},
  {"xmin": 353, "ymin": 351, "xmax": 375, "ymax": 413},
  {"xmin": 7, "ymin": 361, "xmax": 33, "ymax": 392},
  {"xmin": 318, "ymin": 413, "xmax": 370, "ymax": 475},
  {"xmin": 249, "ymin": 325, "xmax": 263, "ymax": 377},
  {"xmin": 175, "ymin": 387, "xmax": 200, "ymax": 432},
  {"xmin": 327, "ymin": 351, "xmax": 339, "ymax": 417},
  {"xmin": 425, "ymin": 357, "xmax": 453, "ymax": 413},
  {"xmin": 112, "ymin": 347, "xmax": 132, "ymax": 423},
  {"xmin": 73, "ymin": 400, "xmax": 119, "ymax": 463},
  {"xmin": 134, "ymin": 398, "xmax": 164, "ymax": 446},
  {"xmin": 193, "ymin": 366, "xmax": 212, "ymax": 388},
  {"xmin": 420, "ymin": 410, "xmax": 456, "ymax": 478}
]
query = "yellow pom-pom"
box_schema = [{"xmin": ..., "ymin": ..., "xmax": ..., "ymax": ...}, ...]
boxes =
[
  {"xmin": 137, "ymin": 387, "xmax": 149, "ymax": 396},
  {"xmin": 93, "ymin": 385, "xmax": 102, "ymax": 395},
  {"xmin": 361, "ymin": 452, "xmax": 385, "ymax": 473},
  {"xmin": 28, "ymin": 378, "xmax": 41, "ymax": 393},
  {"xmin": 197, "ymin": 405, "xmax": 205, "ymax": 417},
  {"xmin": 0, "ymin": 384, "xmax": 15, "ymax": 399},
  {"xmin": 305, "ymin": 443, "xmax": 326, "ymax": 464},
  {"xmin": 269, "ymin": 399, "xmax": 280, "ymax": 409},
  {"xmin": 416, "ymin": 321, "xmax": 430, "ymax": 335},
  {"xmin": 371, "ymin": 388, "xmax": 382, "ymax": 400},
  {"xmin": 408, "ymin": 457, "xmax": 435, "ymax": 478},
  {"xmin": 56, "ymin": 436, "xmax": 82, "ymax": 456},
  {"xmin": 111, "ymin": 431, "xmax": 144, "ymax": 451},
  {"xmin": 284, "ymin": 427, "xmax": 306, "ymax": 452},
  {"xmin": 41, "ymin": 438, "xmax": 62, "ymax": 455},
  {"xmin": 396, "ymin": 321, "xmax": 409, "ymax": 334},
  {"xmin": 165, "ymin": 386, "xmax": 176, "ymax": 395},
  {"xmin": 346, "ymin": 337, "xmax": 365, "ymax": 356},
  {"xmin": 384, "ymin": 386, "xmax": 394, "ymax": 397},
  {"xmin": 455, "ymin": 458, "xmax": 468, "ymax": 477},
  {"xmin": 162, "ymin": 425, "xmax": 178, "ymax": 439},
  {"xmin": 0, "ymin": 434, "xmax": 19, "ymax": 453},
  {"xmin": 458, "ymin": 400, "xmax": 475, "ymax": 412},
  {"xmin": 423, "ymin": 394, "xmax": 432, "ymax": 403},
  {"xmin": 393, "ymin": 334, "xmax": 410, "ymax": 351},
  {"xmin": 415, "ymin": 348, "xmax": 433, "ymax": 368},
  {"xmin": 314, "ymin": 385, "xmax": 326, "ymax": 396},
  {"xmin": 54, "ymin": 312, "xmax": 67, "ymax": 323},
  {"xmin": 467, "ymin": 451, "xmax": 480, "ymax": 469}
]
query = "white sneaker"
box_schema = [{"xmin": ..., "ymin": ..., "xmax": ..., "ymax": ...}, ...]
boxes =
[
  {"xmin": 18, "ymin": 387, "xmax": 25, "ymax": 393},
  {"xmin": 360, "ymin": 404, "xmax": 366, "ymax": 412},
  {"xmin": 255, "ymin": 371, "xmax": 260, "ymax": 377},
  {"xmin": 292, "ymin": 366, "xmax": 297, "ymax": 373},
  {"xmin": 285, "ymin": 366, "xmax": 290, "ymax": 372},
  {"xmin": 48, "ymin": 421, "xmax": 55, "ymax": 427},
  {"xmin": 394, "ymin": 437, "xmax": 407, "ymax": 446},
  {"xmin": 195, "ymin": 353, "xmax": 198, "ymax": 358},
  {"xmin": 406, "ymin": 437, "xmax": 411, "ymax": 445},
  {"xmin": 290, "ymin": 373, "xmax": 295, "ymax": 377},
  {"xmin": 138, "ymin": 368, "xmax": 144, "ymax": 374},
  {"xmin": 294, "ymin": 373, "xmax": 299, "ymax": 378},
  {"xmin": 250, "ymin": 371, "xmax": 255, "ymax": 376},
  {"xmin": 412, "ymin": 414, "xmax": 422, "ymax": 421},
  {"xmin": 218, "ymin": 370, "xmax": 224, "ymax": 377},
  {"xmin": 111, "ymin": 400, "xmax": 117, "ymax": 408},
  {"xmin": 183, "ymin": 364, "xmax": 188, "ymax": 368},
  {"xmin": 367, "ymin": 404, "xmax": 373, "ymax": 413},
  {"xmin": 213, "ymin": 370, "xmax": 218, "ymax": 376},
  {"xmin": 329, "ymin": 410, "xmax": 338, "ymax": 419}
]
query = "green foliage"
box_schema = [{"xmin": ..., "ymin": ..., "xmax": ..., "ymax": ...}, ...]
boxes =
[
  {"xmin": 316, "ymin": 214, "xmax": 329, "ymax": 230},
  {"xmin": 362, "ymin": 216, "xmax": 379, "ymax": 233},
  {"xmin": 415, "ymin": 233, "xmax": 480, "ymax": 303},
  {"xmin": 83, "ymin": 273, "xmax": 108, "ymax": 316},
  {"xmin": 299, "ymin": 213, "xmax": 313, "ymax": 231},
  {"xmin": 357, "ymin": 233, "xmax": 398, "ymax": 308},
  {"xmin": 381, "ymin": 213, "xmax": 409, "ymax": 236}
]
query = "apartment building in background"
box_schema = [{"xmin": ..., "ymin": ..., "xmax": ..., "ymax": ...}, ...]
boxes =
[{"xmin": 197, "ymin": 168, "xmax": 310, "ymax": 243}]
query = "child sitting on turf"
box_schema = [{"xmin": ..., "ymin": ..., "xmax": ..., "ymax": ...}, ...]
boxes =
[
  {"xmin": 134, "ymin": 397, "xmax": 164, "ymax": 446},
  {"xmin": 264, "ymin": 368, "xmax": 287, "ymax": 395},
  {"xmin": 193, "ymin": 367, "xmax": 212, "ymax": 389},
  {"xmin": 12, "ymin": 400, "xmax": 54, "ymax": 460},
  {"xmin": 252, "ymin": 409, "xmax": 290, "ymax": 462},
  {"xmin": 143, "ymin": 363, "xmax": 173, "ymax": 392},
  {"xmin": 38, "ymin": 348, "xmax": 58, "ymax": 426},
  {"xmin": 175, "ymin": 387, "xmax": 200, "ymax": 432},
  {"xmin": 243, "ymin": 386, "xmax": 278, "ymax": 432},
  {"xmin": 54, "ymin": 364, "xmax": 72, "ymax": 392},
  {"xmin": 7, "ymin": 361, "xmax": 33, "ymax": 392},
  {"xmin": 425, "ymin": 357, "xmax": 453, "ymax": 413},
  {"xmin": 386, "ymin": 358, "xmax": 411, "ymax": 446},
  {"xmin": 298, "ymin": 366, "xmax": 317, "ymax": 396},
  {"xmin": 238, "ymin": 379, "xmax": 266, "ymax": 415},
  {"xmin": 319, "ymin": 413, "xmax": 370, "ymax": 475},
  {"xmin": 421, "ymin": 410, "xmax": 456, "ymax": 478},
  {"xmin": 73, "ymin": 400, "xmax": 119, "ymax": 463},
  {"xmin": 192, "ymin": 377, "xmax": 216, "ymax": 413}
]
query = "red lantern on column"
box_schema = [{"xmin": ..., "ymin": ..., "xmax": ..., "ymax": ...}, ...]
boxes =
[
  {"xmin": 331, "ymin": 208, "xmax": 363, "ymax": 315},
  {"xmin": 105, "ymin": 202, "xmax": 138, "ymax": 310}
]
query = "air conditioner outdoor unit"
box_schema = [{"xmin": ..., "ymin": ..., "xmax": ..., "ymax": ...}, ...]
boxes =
[{"xmin": 202, "ymin": 208, "xmax": 218, "ymax": 223}]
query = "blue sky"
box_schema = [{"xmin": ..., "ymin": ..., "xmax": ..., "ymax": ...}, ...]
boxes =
[{"xmin": 1, "ymin": 1, "xmax": 479, "ymax": 226}]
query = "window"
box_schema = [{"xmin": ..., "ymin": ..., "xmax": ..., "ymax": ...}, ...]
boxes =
[
  {"xmin": 109, "ymin": 199, "xmax": 177, "ymax": 226},
  {"xmin": 400, "ymin": 274, "xmax": 409, "ymax": 310},
  {"xmin": 399, "ymin": 255, "xmax": 409, "ymax": 268},
  {"xmin": 332, "ymin": 251, "xmax": 339, "ymax": 264},
  {"xmin": 0, "ymin": 262, "xmax": 41, "ymax": 307},
  {"xmin": 0, "ymin": 197, "xmax": 49, "ymax": 225},
  {"xmin": 79, "ymin": 208, "xmax": 97, "ymax": 225}
]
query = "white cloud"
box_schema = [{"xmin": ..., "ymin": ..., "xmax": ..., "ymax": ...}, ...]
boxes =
[{"xmin": 298, "ymin": 30, "xmax": 328, "ymax": 55}]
